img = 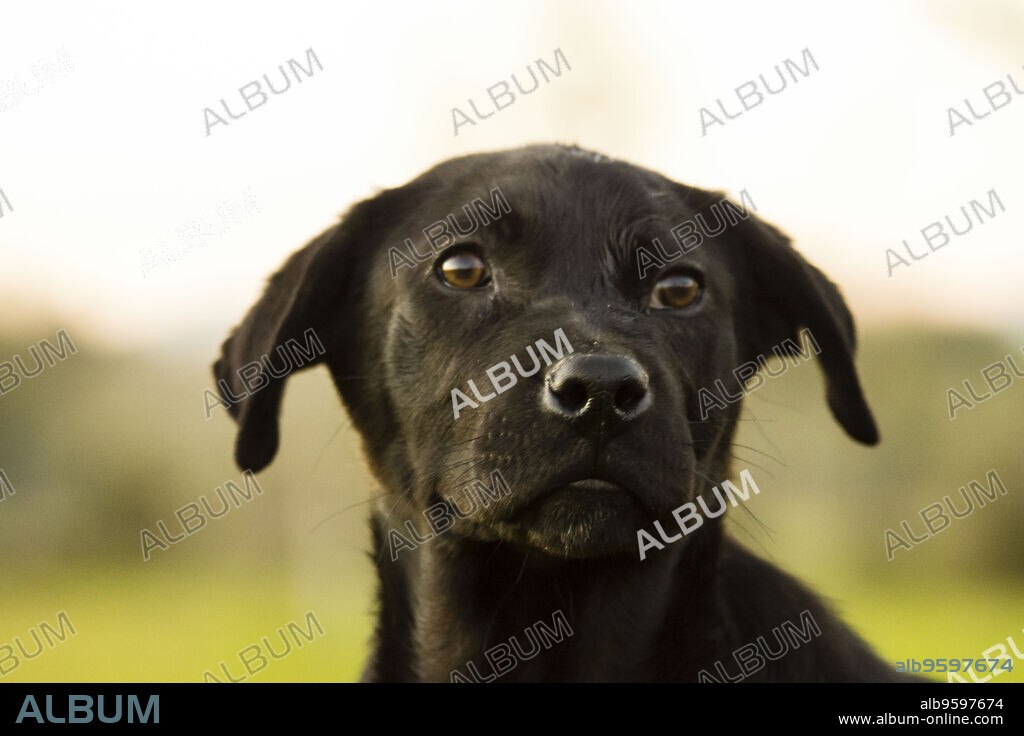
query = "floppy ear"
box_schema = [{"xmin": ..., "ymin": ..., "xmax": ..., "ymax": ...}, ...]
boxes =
[
  {"xmin": 729, "ymin": 209, "xmax": 879, "ymax": 445},
  {"xmin": 213, "ymin": 189, "xmax": 403, "ymax": 472}
]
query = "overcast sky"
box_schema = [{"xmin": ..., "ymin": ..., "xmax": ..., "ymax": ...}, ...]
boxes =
[{"xmin": 2, "ymin": 0, "xmax": 1022, "ymax": 353}]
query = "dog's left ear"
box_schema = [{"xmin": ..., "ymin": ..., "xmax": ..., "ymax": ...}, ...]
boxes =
[{"xmin": 728, "ymin": 208, "xmax": 879, "ymax": 445}]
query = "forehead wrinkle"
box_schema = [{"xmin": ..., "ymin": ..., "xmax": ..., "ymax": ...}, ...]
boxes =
[
  {"xmin": 545, "ymin": 211, "xmax": 665, "ymax": 303},
  {"xmin": 608, "ymin": 213, "xmax": 667, "ymax": 276},
  {"xmin": 529, "ymin": 170, "xmax": 670, "ymax": 294}
]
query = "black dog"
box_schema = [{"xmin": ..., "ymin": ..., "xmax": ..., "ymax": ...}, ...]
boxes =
[{"xmin": 214, "ymin": 144, "xmax": 908, "ymax": 682}]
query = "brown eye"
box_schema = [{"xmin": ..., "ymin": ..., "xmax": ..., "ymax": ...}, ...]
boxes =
[
  {"xmin": 437, "ymin": 250, "xmax": 488, "ymax": 289},
  {"xmin": 652, "ymin": 272, "xmax": 702, "ymax": 309}
]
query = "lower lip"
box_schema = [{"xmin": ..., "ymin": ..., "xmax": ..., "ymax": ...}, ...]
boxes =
[
  {"xmin": 561, "ymin": 479, "xmax": 624, "ymax": 494},
  {"xmin": 509, "ymin": 478, "xmax": 637, "ymax": 521}
]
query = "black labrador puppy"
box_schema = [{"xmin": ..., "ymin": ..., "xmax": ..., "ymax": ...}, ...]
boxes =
[{"xmin": 213, "ymin": 144, "xmax": 907, "ymax": 682}]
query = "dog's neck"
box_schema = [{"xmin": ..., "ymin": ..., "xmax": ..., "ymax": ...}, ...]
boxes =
[{"xmin": 366, "ymin": 511, "xmax": 726, "ymax": 682}]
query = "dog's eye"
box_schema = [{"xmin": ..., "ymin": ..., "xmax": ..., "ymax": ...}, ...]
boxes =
[
  {"xmin": 651, "ymin": 272, "xmax": 702, "ymax": 309},
  {"xmin": 437, "ymin": 249, "xmax": 489, "ymax": 289}
]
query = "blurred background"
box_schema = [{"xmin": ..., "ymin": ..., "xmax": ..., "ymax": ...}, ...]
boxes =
[{"xmin": 1, "ymin": 0, "xmax": 1021, "ymax": 682}]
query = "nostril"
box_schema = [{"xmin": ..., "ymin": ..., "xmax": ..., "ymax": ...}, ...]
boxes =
[
  {"xmin": 553, "ymin": 377, "xmax": 589, "ymax": 412},
  {"xmin": 614, "ymin": 380, "xmax": 647, "ymax": 414}
]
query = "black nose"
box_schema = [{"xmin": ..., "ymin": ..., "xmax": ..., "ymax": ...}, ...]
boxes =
[{"xmin": 543, "ymin": 353, "xmax": 651, "ymax": 433}]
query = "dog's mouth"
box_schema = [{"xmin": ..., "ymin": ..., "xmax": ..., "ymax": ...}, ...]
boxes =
[
  {"xmin": 514, "ymin": 477, "xmax": 636, "ymax": 517},
  {"xmin": 472, "ymin": 474, "xmax": 650, "ymax": 559},
  {"xmin": 428, "ymin": 432, "xmax": 693, "ymax": 559}
]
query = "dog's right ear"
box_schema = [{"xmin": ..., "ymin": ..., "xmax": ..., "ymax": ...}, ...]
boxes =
[{"xmin": 212, "ymin": 188, "xmax": 405, "ymax": 472}]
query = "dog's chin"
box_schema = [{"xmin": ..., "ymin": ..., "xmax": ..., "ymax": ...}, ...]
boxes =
[
  {"xmin": 524, "ymin": 487, "xmax": 644, "ymax": 559},
  {"xmin": 469, "ymin": 480, "xmax": 647, "ymax": 560}
]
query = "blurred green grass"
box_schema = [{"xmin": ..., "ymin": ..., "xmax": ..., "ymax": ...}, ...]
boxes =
[
  {"xmin": 3, "ymin": 568, "xmax": 1020, "ymax": 682},
  {"xmin": 2, "ymin": 566, "xmax": 373, "ymax": 683},
  {"xmin": 0, "ymin": 327, "xmax": 1021, "ymax": 681}
]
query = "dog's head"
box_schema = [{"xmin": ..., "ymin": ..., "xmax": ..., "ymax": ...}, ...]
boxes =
[{"xmin": 213, "ymin": 144, "xmax": 877, "ymax": 561}]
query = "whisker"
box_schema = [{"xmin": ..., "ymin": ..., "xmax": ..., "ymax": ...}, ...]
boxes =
[
  {"xmin": 729, "ymin": 441, "xmax": 787, "ymax": 466},
  {"xmin": 689, "ymin": 438, "xmax": 786, "ymax": 468},
  {"xmin": 309, "ymin": 488, "xmax": 390, "ymax": 534},
  {"xmin": 726, "ymin": 514, "xmax": 775, "ymax": 560},
  {"xmin": 741, "ymin": 405, "xmax": 787, "ymax": 461},
  {"xmin": 727, "ymin": 455, "xmax": 778, "ymax": 481},
  {"xmin": 744, "ymin": 392, "xmax": 796, "ymax": 409},
  {"xmin": 312, "ymin": 420, "xmax": 350, "ymax": 471}
]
